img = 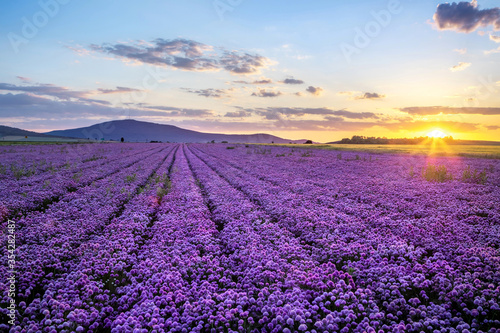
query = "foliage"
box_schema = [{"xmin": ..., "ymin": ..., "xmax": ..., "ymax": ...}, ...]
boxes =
[{"xmin": 422, "ymin": 163, "xmax": 453, "ymax": 182}]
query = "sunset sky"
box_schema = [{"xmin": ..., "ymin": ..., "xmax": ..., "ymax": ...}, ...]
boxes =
[{"xmin": 1, "ymin": 0, "xmax": 500, "ymax": 142}]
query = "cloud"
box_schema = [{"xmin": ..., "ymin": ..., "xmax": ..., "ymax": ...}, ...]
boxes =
[
  {"xmin": 485, "ymin": 125, "xmax": 500, "ymax": 130},
  {"xmin": 453, "ymin": 48, "xmax": 467, "ymax": 54},
  {"xmin": 382, "ymin": 120, "xmax": 479, "ymax": 133},
  {"xmin": 0, "ymin": 93, "xmax": 121, "ymax": 118},
  {"xmin": 282, "ymin": 78, "xmax": 305, "ymax": 85},
  {"xmin": 433, "ymin": 1, "xmax": 500, "ymax": 33},
  {"xmin": 66, "ymin": 44, "xmax": 92, "ymax": 56},
  {"xmin": 232, "ymin": 78, "xmax": 273, "ymax": 85},
  {"xmin": 16, "ymin": 76, "xmax": 31, "ymax": 83},
  {"xmin": 224, "ymin": 110, "xmax": 252, "ymax": 118},
  {"xmin": 329, "ymin": 110, "xmax": 379, "ymax": 119},
  {"xmin": 0, "ymin": 93, "xmax": 215, "ymax": 123},
  {"xmin": 243, "ymin": 107, "xmax": 379, "ymax": 121},
  {"xmin": 490, "ymin": 34, "xmax": 500, "ymax": 42},
  {"xmin": 97, "ymin": 86, "xmax": 142, "ymax": 94},
  {"xmin": 1, "ymin": 93, "xmax": 482, "ymax": 136},
  {"xmin": 252, "ymin": 78, "xmax": 273, "ymax": 84},
  {"xmin": 141, "ymin": 105, "xmax": 213, "ymax": 117},
  {"xmin": 0, "ymin": 82, "xmax": 90, "ymax": 100},
  {"xmin": 399, "ymin": 106, "xmax": 500, "ymax": 115},
  {"xmin": 485, "ymin": 46, "xmax": 500, "ymax": 54},
  {"xmin": 91, "ymin": 38, "xmax": 271, "ymax": 75},
  {"xmin": 251, "ymin": 89, "xmax": 283, "ymax": 98},
  {"xmin": 450, "ymin": 62, "xmax": 471, "ymax": 71},
  {"xmin": 305, "ymin": 86, "xmax": 323, "ymax": 96},
  {"xmin": 337, "ymin": 91, "xmax": 360, "ymax": 96},
  {"xmin": 354, "ymin": 92, "xmax": 386, "ymax": 100},
  {"xmin": 182, "ymin": 88, "xmax": 233, "ymax": 98},
  {"xmin": 0, "ymin": 82, "xmax": 130, "ymax": 106}
]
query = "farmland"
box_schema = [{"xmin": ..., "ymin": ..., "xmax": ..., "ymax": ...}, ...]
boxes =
[{"xmin": 1, "ymin": 143, "xmax": 499, "ymax": 332}]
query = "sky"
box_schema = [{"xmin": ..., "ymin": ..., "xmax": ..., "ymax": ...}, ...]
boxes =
[{"xmin": 0, "ymin": 0, "xmax": 500, "ymax": 142}]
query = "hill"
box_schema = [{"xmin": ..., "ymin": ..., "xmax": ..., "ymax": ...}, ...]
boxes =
[
  {"xmin": 0, "ymin": 125, "xmax": 82, "ymax": 142},
  {"xmin": 0, "ymin": 125, "xmax": 53, "ymax": 138},
  {"xmin": 46, "ymin": 119, "xmax": 304, "ymax": 143}
]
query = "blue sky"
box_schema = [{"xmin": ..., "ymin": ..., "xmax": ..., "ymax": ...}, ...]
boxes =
[{"xmin": 1, "ymin": 0, "xmax": 499, "ymax": 141}]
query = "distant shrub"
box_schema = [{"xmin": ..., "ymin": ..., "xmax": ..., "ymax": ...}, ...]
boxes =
[
  {"xmin": 125, "ymin": 173, "xmax": 137, "ymax": 183},
  {"xmin": 221, "ymin": 141, "xmax": 229, "ymax": 143},
  {"xmin": 226, "ymin": 146, "xmax": 235, "ymax": 150},
  {"xmin": 254, "ymin": 148, "xmax": 271, "ymax": 155},
  {"xmin": 422, "ymin": 164, "xmax": 453, "ymax": 182},
  {"xmin": 409, "ymin": 166, "xmax": 416, "ymax": 178},
  {"xmin": 156, "ymin": 186, "xmax": 168, "ymax": 199},
  {"xmin": 83, "ymin": 154, "xmax": 105, "ymax": 163},
  {"xmin": 11, "ymin": 164, "xmax": 36, "ymax": 180},
  {"xmin": 301, "ymin": 151, "xmax": 313, "ymax": 157},
  {"xmin": 304, "ymin": 140, "xmax": 313, "ymax": 144},
  {"xmin": 462, "ymin": 166, "xmax": 488, "ymax": 185}
]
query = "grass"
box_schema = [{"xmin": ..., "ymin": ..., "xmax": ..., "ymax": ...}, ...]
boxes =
[
  {"xmin": 252, "ymin": 143, "xmax": 500, "ymax": 159},
  {"xmin": 422, "ymin": 164, "xmax": 453, "ymax": 182}
]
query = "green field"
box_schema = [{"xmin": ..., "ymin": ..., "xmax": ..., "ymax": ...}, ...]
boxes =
[{"xmin": 257, "ymin": 143, "xmax": 500, "ymax": 159}]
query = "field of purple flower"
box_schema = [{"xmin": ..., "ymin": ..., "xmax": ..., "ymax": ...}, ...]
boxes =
[{"xmin": 1, "ymin": 143, "xmax": 499, "ymax": 333}]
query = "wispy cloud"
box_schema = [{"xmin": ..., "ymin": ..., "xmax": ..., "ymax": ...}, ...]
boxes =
[
  {"xmin": 337, "ymin": 91, "xmax": 360, "ymax": 96},
  {"xmin": 281, "ymin": 77, "xmax": 304, "ymax": 85},
  {"xmin": 450, "ymin": 62, "xmax": 471, "ymax": 71},
  {"xmin": 0, "ymin": 93, "xmax": 214, "ymax": 120},
  {"xmin": 485, "ymin": 125, "xmax": 500, "ymax": 130},
  {"xmin": 251, "ymin": 89, "xmax": 283, "ymax": 98},
  {"xmin": 354, "ymin": 92, "xmax": 386, "ymax": 100},
  {"xmin": 0, "ymin": 82, "xmax": 89, "ymax": 100},
  {"xmin": 485, "ymin": 46, "xmax": 500, "ymax": 54},
  {"xmin": 242, "ymin": 107, "xmax": 379, "ymax": 120},
  {"xmin": 90, "ymin": 38, "xmax": 272, "ymax": 75},
  {"xmin": 305, "ymin": 86, "xmax": 323, "ymax": 96},
  {"xmin": 489, "ymin": 34, "xmax": 500, "ymax": 42},
  {"xmin": 399, "ymin": 106, "xmax": 500, "ymax": 115},
  {"xmin": 224, "ymin": 110, "xmax": 252, "ymax": 118},
  {"xmin": 0, "ymin": 82, "xmax": 143, "ymax": 104},
  {"xmin": 433, "ymin": 1, "xmax": 500, "ymax": 33},
  {"xmin": 16, "ymin": 76, "xmax": 32, "ymax": 83},
  {"xmin": 453, "ymin": 48, "xmax": 467, "ymax": 54},
  {"xmin": 141, "ymin": 105, "xmax": 213, "ymax": 117},
  {"xmin": 182, "ymin": 88, "xmax": 234, "ymax": 98},
  {"xmin": 97, "ymin": 86, "xmax": 143, "ymax": 94},
  {"xmin": 232, "ymin": 78, "xmax": 273, "ymax": 85},
  {"xmin": 253, "ymin": 78, "xmax": 273, "ymax": 84}
]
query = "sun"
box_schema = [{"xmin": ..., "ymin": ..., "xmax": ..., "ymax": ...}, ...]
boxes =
[{"xmin": 426, "ymin": 129, "xmax": 447, "ymax": 138}]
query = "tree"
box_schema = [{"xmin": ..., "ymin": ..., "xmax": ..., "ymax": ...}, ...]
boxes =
[
  {"xmin": 120, "ymin": 137, "xmax": 124, "ymax": 143},
  {"xmin": 304, "ymin": 140, "xmax": 313, "ymax": 144}
]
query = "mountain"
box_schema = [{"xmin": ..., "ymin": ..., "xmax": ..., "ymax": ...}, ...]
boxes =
[
  {"xmin": 46, "ymin": 119, "xmax": 305, "ymax": 143},
  {"xmin": 0, "ymin": 125, "xmax": 53, "ymax": 138}
]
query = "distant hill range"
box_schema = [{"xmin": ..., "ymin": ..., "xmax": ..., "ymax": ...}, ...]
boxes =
[
  {"xmin": 45, "ymin": 119, "xmax": 305, "ymax": 143},
  {"xmin": 0, "ymin": 125, "xmax": 82, "ymax": 142}
]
